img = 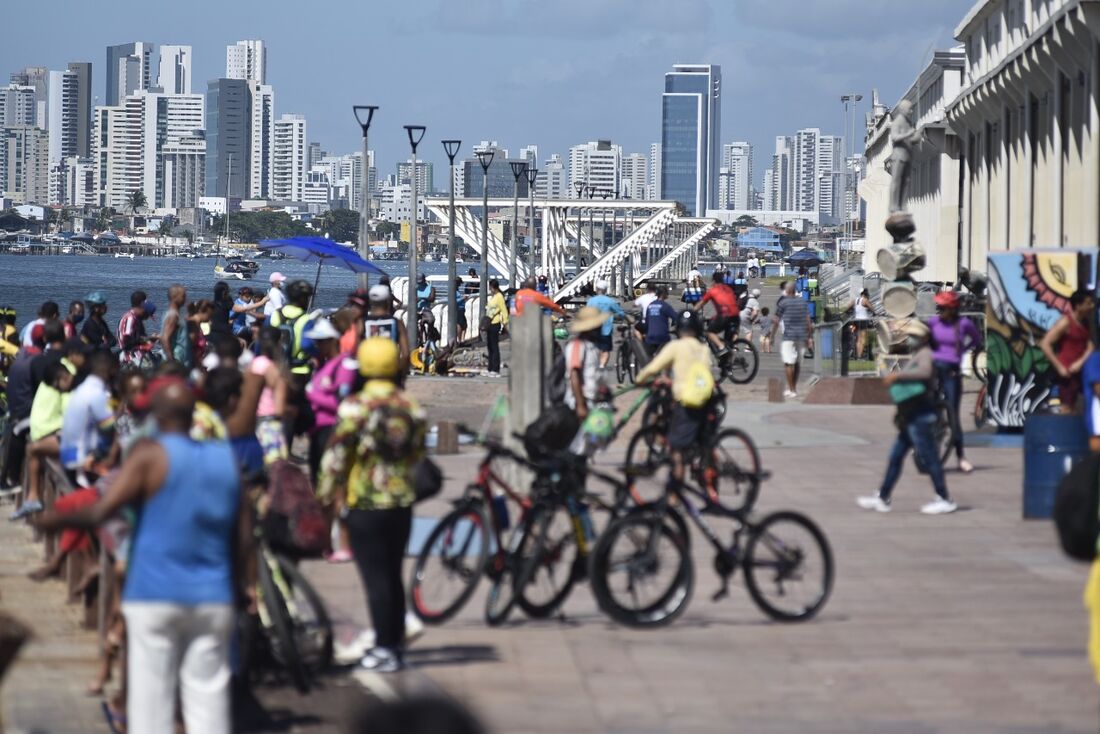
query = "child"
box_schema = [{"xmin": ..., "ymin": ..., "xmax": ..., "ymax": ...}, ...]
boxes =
[{"xmin": 759, "ymin": 307, "xmax": 774, "ymax": 353}]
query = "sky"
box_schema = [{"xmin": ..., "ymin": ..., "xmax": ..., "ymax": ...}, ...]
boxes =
[{"xmin": 4, "ymin": 0, "xmax": 965, "ymax": 189}]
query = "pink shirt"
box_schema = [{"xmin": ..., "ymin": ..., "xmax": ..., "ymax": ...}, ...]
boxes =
[
  {"xmin": 250, "ymin": 355, "xmax": 279, "ymax": 418},
  {"xmin": 306, "ymin": 354, "xmax": 357, "ymax": 430}
]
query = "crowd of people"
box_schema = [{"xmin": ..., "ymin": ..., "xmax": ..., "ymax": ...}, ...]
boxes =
[{"xmin": 0, "ymin": 273, "xmax": 434, "ymax": 732}]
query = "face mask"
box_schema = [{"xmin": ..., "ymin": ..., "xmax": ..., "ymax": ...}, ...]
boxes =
[{"xmin": 71, "ymin": 313, "xmax": 85, "ymax": 325}]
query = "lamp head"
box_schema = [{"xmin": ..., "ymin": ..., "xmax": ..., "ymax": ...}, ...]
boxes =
[
  {"xmin": 475, "ymin": 149, "xmax": 495, "ymax": 171},
  {"xmin": 573, "ymin": 180, "xmax": 585, "ymax": 195},
  {"xmin": 525, "ymin": 167, "xmax": 538, "ymax": 186},
  {"xmin": 442, "ymin": 139, "xmax": 462, "ymax": 162},
  {"xmin": 404, "ymin": 125, "xmax": 426, "ymax": 153},
  {"xmin": 352, "ymin": 105, "xmax": 378, "ymax": 133},
  {"xmin": 510, "ymin": 161, "xmax": 527, "ymax": 179}
]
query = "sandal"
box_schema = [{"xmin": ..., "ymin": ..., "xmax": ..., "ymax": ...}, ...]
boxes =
[
  {"xmin": 959, "ymin": 459, "xmax": 974, "ymax": 474},
  {"xmin": 101, "ymin": 701, "xmax": 127, "ymax": 734}
]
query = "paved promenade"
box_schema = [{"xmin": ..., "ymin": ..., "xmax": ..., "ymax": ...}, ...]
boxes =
[{"xmin": 311, "ymin": 393, "xmax": 1098, "ymax": 734}]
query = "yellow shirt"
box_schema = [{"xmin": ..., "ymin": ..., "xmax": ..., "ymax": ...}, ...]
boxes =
[
  {"xmin": 487, "ymin": 292, "xmax": 509, "ymax": 326},
  {"xmin": 635, "ymin": 337, "xmax": 714, "ymax": 403}
]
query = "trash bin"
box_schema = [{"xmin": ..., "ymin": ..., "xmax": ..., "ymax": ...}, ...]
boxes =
[{"xmin": 1023, "ymin": 413, "xmax": 1088, "ymax": 518}]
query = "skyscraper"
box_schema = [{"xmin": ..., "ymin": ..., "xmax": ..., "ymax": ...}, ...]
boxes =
[
  {"xmin": 815, "ymin": 134, "xmax": 843, "ymax": 220},
  {"xmin": 66, "ymin": 62, "xmax": 92, "ymax": 158},
  {"xmin": 226, "ymin": 40, "xmax": 266, "ymax": 84},
  {"xmin": 0, "ymin": 126, "xmax": 49, "ymax": 204},
  {"xmin": 46, "ymin": 68, "xmax": 80, "ymax": 203},
  {"xmin": 519, "ymin": 145, "xmax": 538, "ymax": 169},
  {"xmin": 660, "ymin": 64, "xmax": 721, "ymax": 216},
  {"xmin": 534, "ymin": 154, "xmax": 566, "ymax": 199},
  {"xmin": 767, "ymin": 136, "xmax": 793, "ymax": 211},
  {"xmin": 273, "ymin": 114, "xmax": 307, "ymax": 202},
  {"xmin": 719, "ymin": 142, "xmax": 752, "ymax": 210},
  {"xmin": 105, "ymin": 42, "xmax": 154, "ymax": 106},
  {"xmin": 9, "ymin": 67, "xmax": 48, "ymax": 127},
  {"xmin": 648, "ymin": 143, "xmax": 661, "ymax": 200},
  {"xmin": 0, "ymin": 84, "xmax": 37, "ymax": 128},
  {"xmin": 247, "ymin": 83, "xmax": 275, "ymax": 199},
  {"xmin": 158, "ymin": 45, "xmax": 192, "ymax": 95},
  {"xmin": 620, "ymin": 152, "xmax": 648, "ymax": 199},
  {"xmin": 397, "ymin": 159, "xmax": 433, "ymax": 194},
  {"xmin": 569, "ymin": 140, "xmax": 621, "ymax": 196},
  {"xmin": 206, "ymin": 78, "xmax": 250, "ymax": 200}
]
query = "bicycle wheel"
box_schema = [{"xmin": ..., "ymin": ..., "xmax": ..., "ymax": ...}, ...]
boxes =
[
  {"xmin": 485, "ymin": 514, "xmax": 534, "ymax": 627},
  {"xmin": 273, "ymin": 554, "xmax": 334, "ymax": 673},
  {"xmin": 973, "ymin": 384, "xmax": 989, "ymax": 430},
  {"xmin": 970, "ymin": 349, "xmax": 987, "ymax": 384},
  {"xmin": 725, "ymin": 338, "xmax": 759, "ymax": 384},
  {"xmin": 616, "ymin": 344, "xmax": 629, "ymax": 384},
  {"xmin": 589, "ymin": 508, "xmax": 693, "ymax": 628},
  {"xmin": 257, "ymin": 547, "xmax": 309, "ymax": 693},
  {"xmin": 743, "ymin": 511, "xmax": 834, "ymax": 622},
  {"xmin": 516, "ymin": 502, "xmax": 580, "ymax": 619},
  {"xmin": 410, "ymin": 501, "xmax": 490, "ymax": 625},
  {"xmin": 699, "ymin": 428, "xmax": 762, "ymax": 515}
]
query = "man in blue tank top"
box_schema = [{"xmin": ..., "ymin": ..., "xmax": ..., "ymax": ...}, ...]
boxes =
[{"xmin": 36, "ymin": 378, "xmax": 245, "ymax": 734}]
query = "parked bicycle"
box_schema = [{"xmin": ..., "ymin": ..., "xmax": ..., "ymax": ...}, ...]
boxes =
[{"xmin": 589, "ymin": 469, "xmax": 834, "ymax": 628}]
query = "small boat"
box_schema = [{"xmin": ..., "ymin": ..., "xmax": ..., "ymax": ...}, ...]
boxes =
[
  {"xmin": 214, "ymin": 264, "xmax": 246, "ymax": 280},
  {"xmin": 226, "ymin": 258, "xmax": 260, "ymax": 274},
  {"xmin": 113, "ymin": 252, "xmax": 135, "ymax": 259}
]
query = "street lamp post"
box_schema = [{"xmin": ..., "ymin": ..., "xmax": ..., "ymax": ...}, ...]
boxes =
[
  {"xmin": 509, "ymin": 161, "xmax": 527, "ymax": 287},
  {"xmin": 442, "ymin": 139, "xmax": 461, "ymax": 345},
  {"xmin": 404, "ymin": 124, "xmax": 426, "ymax": 351},
  {"xmin": 599, "ymin": 188, "xmax": 611, "ymax": 257},
  {"xmin": 840, "ymin": 93, "xmax": 863, "ymax": 252},
  {"xmin": 572, "ymin": 180, "xmax": 584, "ymax": 278},
  {"xmin": 586, "ymin": 185, "xmax": 595, "ymax": 265},
  {"xmin": 525, "ymin": 166, "xmax": 538, "ymax": 273},
  {"xmin": 352, "ymin": 105, "xmax": 377, "ymax": 290},
  {"xmin": 476, "ymin": 149, "xmax": 495, "ymax": 317}
]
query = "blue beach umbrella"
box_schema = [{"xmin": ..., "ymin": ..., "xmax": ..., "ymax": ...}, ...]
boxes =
[
  {"xmin": 786, "ymin": 249, "xmax": 824, "ymax": 268},
  {"xmin": 259, "ymin": 236, "xmax": 384, "ymax": 307}
]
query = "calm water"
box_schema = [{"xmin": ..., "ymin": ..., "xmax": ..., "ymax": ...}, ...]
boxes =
[{"xmin": 0, "ymin": 255, "xmax": 486, "ymax": 330}]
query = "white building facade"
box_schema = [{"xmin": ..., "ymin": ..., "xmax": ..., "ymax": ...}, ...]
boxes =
[
  {"xmin": 226, "ymin": 40, "xmax": 266, "ymax": 84},
  {"xmin": 569, "ymin": 140, "xmax": 621, "ymax": 196},
  {"xmin": 719, "ymin": 141, "xmax": 753, "ymax": 209},
  {"xmin": 273, "ymin": 113, "xmax": 307, "ymax": 202},
  {"xmin": 620, "ymin": 152, "xmax": 648, "ymax": 199}
]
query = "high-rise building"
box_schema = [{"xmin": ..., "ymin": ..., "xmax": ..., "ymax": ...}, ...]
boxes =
[
  {"xmin": 246, "ymin": 83, "xmax": 274, "ymax": 199},
  {"xmin": 519, "ymin": 145, "xmax": 538, "ymax": 169},
  {"xmin": 816, "ymin": 135, "xmax": 843, "ymax": 220},
  {"xmin": 0, "ymin": 84, "xmax": 37, "ymax": 128},
  {"xmin": 205, "ymin": 78, "xmax": 250, "ymax": 200},
  {"xmin": 462, "ymin": 143, "xmax": 526, "ymax": 198},
  {"xmin": 226, "ymin": 40, "xmax": 266, "ymax": 84},
  {"xmin": 844, "ymin": 154, "xmax": 863, "ymax": 223},
  {"xmin": 302, "ymin": 169, "xmax": 331, "ymax": 209},
  {"xmin": 63, "ymin": 156, "xmax": 97, "ymax": 208},
  {"xmin": 534, "ymin": 154, "xmax": 566, "ymax": 199},
  {"xmin": 94, "ymin": 90, "xmax": 205, "ymax": 210},
  {"xmin": 66, "ymin": 63, "xmax": 92, "ymax": 158},
  {"xmin": 158, "ymin": 45, "xmax": 192, "ymax": 95},
  {"xmin": 396, "ymin": 159, "xmax": 433, "ymax": 194},
  {"xmin": 272, "ymin": 114, "xmax": 307, "ymax": 202},
  {"xmin": 0, "ymin": 125, "xmax": 49, "ymax": 204},
  {"xmin": 9, "ymin": 67, "xmax": 48, "ymax": 128},
  {"xmin": 307, "ymin": 142, "xmax": 324, "ymax": 170},
  {"xmin": 719, "ymin": 142, "xmax": 752, "ymax": 210},
  {"xmin": 620, "ymin": 152, "xmax": 648, "ymax": 199},
  {"xmin": 648, "ymin": 142, "xmax": 662, "ymax": 200},
  {"xmin": 792, "ymin": 128, "xmax": 819, "ymax": 212},
  {"xmin": 46, "ymin": 68, "xmax": 81, "ymax": 203},
  {"xmin": 105, "ymin": 43, "xmax": 155, "ymax": 107},
  {"xmin": 767, "ymin": 136, "xmax": 793, "ymax": 211},
  {"xmin": 569, "ymin": 140, "xmax": 621, "ymax": 196},
  {"xmin": 660, "ymin": 63, "xmax": 721, "ymax": 215}
]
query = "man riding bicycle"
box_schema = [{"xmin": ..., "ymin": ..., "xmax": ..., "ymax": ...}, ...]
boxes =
[
  {"xmin": 695, "ymin": 271, "xmax": 740, "ymax": 356},
  {"xmin": 634, "ymin": 310, "xmax": 716, "ymax": 497}
]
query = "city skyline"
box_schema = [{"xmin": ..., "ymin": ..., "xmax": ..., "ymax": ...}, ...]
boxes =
[{"xmin": 0, "ymin": 0, "xmax": 961, "ymax": 186}]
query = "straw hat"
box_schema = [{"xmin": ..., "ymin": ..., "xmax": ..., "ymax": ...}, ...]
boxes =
[{"xmin": 569, "ymin": 306, "xmax": 608, "ymax": 334}]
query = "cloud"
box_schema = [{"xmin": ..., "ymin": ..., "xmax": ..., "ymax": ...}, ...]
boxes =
[{"xmin": 426, "ymin": 0, "xmax": 712, "ymax": 38}]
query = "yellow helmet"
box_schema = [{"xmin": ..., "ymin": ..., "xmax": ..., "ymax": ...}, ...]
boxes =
[{"xmin": 357, "ymin": 337, "xmax": 399, "ymax": 378}]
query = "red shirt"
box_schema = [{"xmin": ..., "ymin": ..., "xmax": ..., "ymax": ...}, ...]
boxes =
[
  {"xmin": 699, "ymin": 284, "xmax": 740, "ymax": 318},
  {"xmin": 512, "ymin": 289, "xmax": 564, "ymax": 317}
]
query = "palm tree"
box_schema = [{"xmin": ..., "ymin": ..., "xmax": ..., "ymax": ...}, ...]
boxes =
[
  {"xmin": 158, "ymin": 217, "xmax": 173, "ymax": 241},
  {"xmin": 126, "ymin": 190, "xmax": 147, "ymax": 216}
]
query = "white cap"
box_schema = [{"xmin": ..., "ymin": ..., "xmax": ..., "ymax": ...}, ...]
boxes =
[
  {"xmin": 751, "ymin": 288, "xmax": 761, "ymax": 297},
  {"xmin": 269, "ymin": 271, "xmax": 286, "ymax": 283},
  {"xmin": 303, "ymin": 318, "xmax": 341, "ymax": 341},
  {"xmin": 368, "ymin": 284, "xmax": 391, "ymax": 303},
  {"xmin": 594, "ymin": 279, "xmax": 609, "ymax": 292}
]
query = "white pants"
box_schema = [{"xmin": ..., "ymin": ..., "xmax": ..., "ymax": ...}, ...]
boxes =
[{"xmin": 122, "ymin": 601, "xmax": 234, "ymax": 734}]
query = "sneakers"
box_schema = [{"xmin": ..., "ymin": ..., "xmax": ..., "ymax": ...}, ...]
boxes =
[
  {"xmin": 326, "ymin": 549, "xmax": 353, "ymax": 564},
  {"xmin": 360, "ymin": 646, "xmax": 404, "ymax": 673},
  {"xmin": 856, "ymin": 495, "xmax": 891, "ymax": 513},
  {"xmin": 334, "ymin": 613, "xmax": 425, "ymax": 665},
  {"xmin": 921, "ymin": 497, "xmax": 958, "ymax": 515},
  {"xmin": 404, "ymin": 612, "xmax": 425, "ymax": 646},
  {"xmin": 8, "ymin": 499, "xmax": 43, "ymax": 522},
  {"xmin": 783, "ymin": 390, "xmax": 798, "ymax": 399}
]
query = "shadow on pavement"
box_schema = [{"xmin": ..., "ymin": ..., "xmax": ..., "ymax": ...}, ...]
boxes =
[{"xmin": 405, "ymin": 644, "xmax": 499, "ymax": 668}]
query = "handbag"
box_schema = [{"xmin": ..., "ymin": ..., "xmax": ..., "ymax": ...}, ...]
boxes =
[{"xmin": 413, "ymin": 457, "xmax": 444, "ymax": 503}]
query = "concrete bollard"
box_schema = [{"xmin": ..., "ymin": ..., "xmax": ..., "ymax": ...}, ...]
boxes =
[
  {"xmin": 768, "ymin": 377, "xmax": 785, "ymax": 403},
  {"xmin": 435, "ymin": 421, "xmax": 460, "ymax": 455}
]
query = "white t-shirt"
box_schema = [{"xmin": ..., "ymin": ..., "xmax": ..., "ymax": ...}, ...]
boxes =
[
  {"xmin": 687, "ymin": 269, "xmax": 702, "ymax": 285},
  {"xmin": 854, "ymin": 297, "xmax": 873, "ymax": 321},
  {"xmin": 264, "ymin": 286, "xmax": 286, "ymax": 318},
  {"xmin": 563, "ymin": 338, "xmax": 602, "ymax": 410},
  {"xmin": 634, "ymin": 293, "xmax": 658, "ymax": 315},
  {"xmin": 743, "ymin": 296, "xmax": 761, "ymax": 323}
]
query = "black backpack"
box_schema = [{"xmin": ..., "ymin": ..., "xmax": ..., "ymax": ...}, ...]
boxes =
[
  {"xmin": 546, "ymin": 341, "xmax": 567, "ymax": 405},
  {"xmin": 1053, "ymin": 452, "xmax": 1100, "ymax": 561}
]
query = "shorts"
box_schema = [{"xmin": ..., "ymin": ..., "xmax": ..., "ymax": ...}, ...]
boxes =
[
  {"xmin": 781, "ymin": 340, "xmax": 807, "ymax": 365},
  {"xmin": 596, "ymin": 334, "xmax": 613, "ymax": 353},
  {"xmin": 668, "ymin": 403, "xmax": 707, "ymax": 450},
  {"xmin": 706, "ymin": 316, "xmax": 732, "ymax": 335},
  {"xmin": 456, "ymin": 312, "xmax": 468, "ymax": 330},
  {"xmin": 256, "ymin": 416, "xmax": 288, "ymax": 467}
]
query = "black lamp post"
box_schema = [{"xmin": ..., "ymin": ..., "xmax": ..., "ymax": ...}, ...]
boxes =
[
  {"xmin": 404, "ymin": 124, "xmax": 426, "ymax": 351},
  {"xmin": 525, "ymin": 166, "xmax": 539, "ymax": 273},
  {"xmin": 475, "ymin": 149, "xmax": 495, "ymax": 316},
  {"xmin": 573, "ymin": 179, "xmax": 584, "ymax": 275},
  {"xmin": 599, "ymin": 188, "xmax": 611, "ymax": 256},
  {"xmin": 509, "ymin": 160, "xmax": 527, "ymax": 287},
  {"xmin": 352, "ymin": 105, "xmax": 377, "ymax": 290},
  {"xmin": 442, "ymin": 139, "xmax": 461, "ymax": 344},
  {"xmin": 586, "ymin": 185, "xmax": 596, "ymax": 267}
]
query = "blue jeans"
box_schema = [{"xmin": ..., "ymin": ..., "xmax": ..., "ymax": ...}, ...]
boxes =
[
  {"xmin": 934, "ymin": 361, "xmax": 964, "ymax": 459},
  {"xmin": 878, "ymin": 409, "xmax": 949, "ymax": 501}
]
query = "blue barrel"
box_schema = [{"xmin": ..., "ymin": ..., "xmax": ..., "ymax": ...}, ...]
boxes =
[
  {"xmin": 818, "ymin": 327, "xmax": 833, "ymax": 358},
  {"xmin": 1023, "ymin": 413, "xmax": 1088, "ymax": 518}
]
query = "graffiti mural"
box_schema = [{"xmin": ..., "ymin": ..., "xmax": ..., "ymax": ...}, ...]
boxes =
[{"xmin": 985, "ymin": 250, "xmax": 1085, "ymax": 428}]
